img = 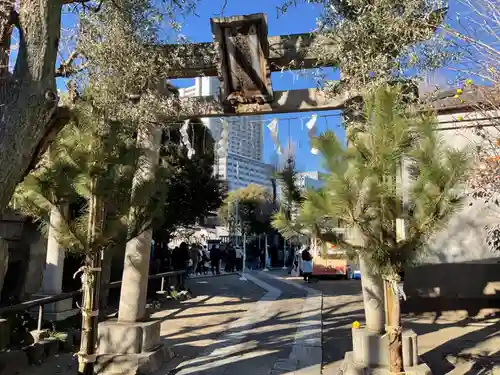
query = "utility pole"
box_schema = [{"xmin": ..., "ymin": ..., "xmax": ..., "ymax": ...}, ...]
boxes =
[
  {"xmin": 235, "ymin": 161, "xmax": 239, "ymax": 246},
  {"xmin": 236, "ymin": 161, "xmax": 247, "ymax": 281},
  {"xmin": 239, "ymin": 233, "xmax": 247, "ymax": 281},
  {"xmin": 282, "ymin": 238, "xmax": 287, "ymax": 270},
  {"xmin": 263, "ymin": 234, "xmax": 270, "ymax": 271}
]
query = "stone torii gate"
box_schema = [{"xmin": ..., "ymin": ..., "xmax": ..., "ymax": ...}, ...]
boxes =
[
  {"xmin": 96, "ymin": 12, "xmax": 422, "ymax": 375},
  {"xmin": 163, "ymin": 13, "xmax": 352, "ymax": 118}
]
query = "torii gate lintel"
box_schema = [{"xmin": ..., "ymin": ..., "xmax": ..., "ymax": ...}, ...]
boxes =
[{"xmin": 164, "ymin": 12, "xmax": 344, "ymax": 119}]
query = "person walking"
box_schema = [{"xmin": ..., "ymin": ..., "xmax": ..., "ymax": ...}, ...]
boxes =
[
  {"xmin": 189, "ymin": 244, "xmax": 201, "ymax": 276},
  {"xmin": 210, "ymin": 245, "xmax": 221, "ymax": 275},
  {"xmin": 301, "ymin": 247, "xmax": 313, "ymax": 283},
  {"xmin": 196, "ymin": 247, "xmax": 204, "ymax": 274},
  {"xmin": 228, "ymin": 245, "xmax": 237, "ymax": 272},
  {"xmin": 259, "ymin": 249, "xmax": 266, "ymax": 269},
  {"xmin": 178, "ymin": 242, "xmax": 191, "ymax": 273},
  {"xmin": 171, "ymin": 246, "xmax": 181, "ymax": 270},
  {"xmin": 201, "ymin": 247, "xmax": 210, "ymax": 274},
  {"xmin": 235, "ymin": 245, "xmax": 243, "ymax": 271}
]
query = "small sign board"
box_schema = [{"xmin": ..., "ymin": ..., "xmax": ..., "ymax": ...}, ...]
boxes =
[{"xmin": 211, "ymin": 13, "xmax": 274, "ymax": 108}]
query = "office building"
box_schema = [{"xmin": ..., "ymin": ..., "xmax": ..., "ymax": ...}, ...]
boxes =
[
  {"xmin": 218, "ymin": 154, "xmax": 274, "ymax": 191},
  {"xmin": 276, "ymin": 171, "xmax": 324, "ymax": 202},
  {"xmin": 179, "ymin": 77, "xmax": 273, "ymax": 192}
]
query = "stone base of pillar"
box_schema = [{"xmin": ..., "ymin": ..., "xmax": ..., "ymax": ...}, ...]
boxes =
[
  {"xmin": 341, "ymin": 352, "xmax": 432, "ymax": 375},
  {"xmin": 95, "ymin": 344, "xmax": 172, "ymax": 375},
  {"xmin": 95, "ymin": 319, "xmax": 173, "ymax": 375},
  {"xmin": 340, "ymin": 328, "xmax": 432, "ymax": 375},
  {"xmin": 31, "ymin": 295, "xmax": 79, "ymax": 321}
]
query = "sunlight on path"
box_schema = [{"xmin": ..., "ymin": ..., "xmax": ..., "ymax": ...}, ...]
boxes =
[{"xmin": 168, "ymin": 273, "xmax": 282, "ymax": 375}]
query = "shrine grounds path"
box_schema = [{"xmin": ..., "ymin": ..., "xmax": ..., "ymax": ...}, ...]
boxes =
[{"xmin": 23, "ymin": 271, "xmax": 499, "ymax": 375}]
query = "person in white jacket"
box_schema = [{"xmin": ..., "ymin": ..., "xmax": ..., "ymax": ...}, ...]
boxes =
[{"xmin": 301, "ymin": 247, "xmax": 313, "ymax": 283}]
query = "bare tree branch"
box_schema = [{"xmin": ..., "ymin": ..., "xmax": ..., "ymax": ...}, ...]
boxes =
[
  {"xmin": 213, "ymin": 0, "xmax": 228, "ymax": 16},
  {"xmin": 62, "ymin": 0, "xmax": 92, "ymax": 4},
  {"xmin": 55, "ymin": 50, "xmax": 89, "ymax": 77}
]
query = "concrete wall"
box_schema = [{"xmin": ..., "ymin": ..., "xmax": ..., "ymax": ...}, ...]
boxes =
[
  {"xmin": 403, "ymin": 109, "xmax": 500, "ymax": 315},
  {"xmin": 402, "ymin": 259, "xmax": 500, "ymax": 317},
  {"xmin": 421, "ymin": 109, "xmax": 500, "ymax": 262},
  {"xmin": 422, "ymin": 197, "xmax": 500, "ymax": 264}
]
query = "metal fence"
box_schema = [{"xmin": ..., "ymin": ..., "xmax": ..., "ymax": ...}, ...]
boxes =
[{"xmin": 0, "ymin": 270, "xmax": 187, "ymax": 331}]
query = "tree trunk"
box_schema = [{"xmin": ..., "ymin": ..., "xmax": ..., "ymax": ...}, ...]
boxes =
[
  {"xmin": 385, "ymin": 278, "xmax": 404, "ymax": 374},
  {"xmin": 118, "ymin": 121, "xmax": 162, "ymax": 322},
  {"xmin": 359, "ymin": 255, "xmax": 385, "ymax": 333},
  {"xmin": 0, "ymin": 0, "xmax": 66, "ymax": 212}
]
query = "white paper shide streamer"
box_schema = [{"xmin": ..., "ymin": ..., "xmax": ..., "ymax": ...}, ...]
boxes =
[
  {"xmin": 217, "ymin": 119, "xmax": 229, "ymax": 158},
  {"xmin": 306, "ymin": 114, "xmax": 319, "ymax": 155},
  {"xmin": 267, "ymin": 118, "xmax": 281, "ymax": 155},
  {"xmin": 180, "ymin": 119, "xmax": 195, "ymax": 159}
]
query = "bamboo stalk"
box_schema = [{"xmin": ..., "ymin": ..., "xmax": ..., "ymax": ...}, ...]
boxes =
[
  {"xmin": 386, "ymin": 278, "xmax": 404, "ymax": 374},
  {"xmin": 78, "ymin": 176, "xmax": 104, "ymax": 375}
]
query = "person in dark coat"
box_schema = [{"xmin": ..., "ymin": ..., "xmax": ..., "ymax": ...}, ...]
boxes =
[
  {"xmin": 260, "ymin": 249, "xmax": 266, "ymax": 269},
  {"xmin": 171, "ymin": 247, "xmax": 181, "ymax": 270},
  {"xmin": 172, "ymin": 243, "xmax": 190, "ymax": 271},
  {"xmin": 210, "ymin": 245, "xmax": 221, "ymax": 275},
  {"xmin": 228, "ymin": 245, "xmax": 236, "ymax": 272}
]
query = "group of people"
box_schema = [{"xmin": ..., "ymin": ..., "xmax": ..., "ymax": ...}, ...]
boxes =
[
  {"xmin": 154, "ymin": 240, "xmax": 315, "ymax": 282},
  {"xmin": 165, "ymin": 242, "xmax": 243, "ymax": 277},
  {"xmin": 209, "ymin": 243, "xmax": 243, "ymax": 274},
  {"xmin": 166, "ymin": 242, "xmax": 209, "ymax": 275}
]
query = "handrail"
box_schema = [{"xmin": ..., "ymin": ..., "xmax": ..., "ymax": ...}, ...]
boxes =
[
  {"xmin": 0, "ymin": 270, "xmax": 187, "ymax": 316},
  {"xmin": 0, "ymin": 290, "xmax": 83, "ymax": 315}
]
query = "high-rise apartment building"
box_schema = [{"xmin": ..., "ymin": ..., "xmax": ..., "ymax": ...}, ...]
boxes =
[
  {"xmin": 276, "ymin": 171, "xmax": 324, "ymax": 203},
  {"xmin": 179, "ymin": 77, "xmax": 273, "ymax": 192}
]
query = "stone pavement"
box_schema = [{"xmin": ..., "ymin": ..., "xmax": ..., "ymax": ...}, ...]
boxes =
[
  {"xmin": 154, "ymin": 273, "xmax": 266, "ymax": 364},
  {"xmin": 22, "ymin": 273, "xmax": 266, "ymax": 375},
  {"xmin": 156, "ymin": 271, "xmax": 322, "ymax": 375},
  {"xmin": 404, "ymin": 312, "xmax": 500, "ymax": 375},
  {"xmin": 20, "ymin": 270, "xmax": 499, "ymax": 375},
  {"xmin": 281, "ymin": 274, "xmax": 500, "ymax": 375},
  {"xmin": 21, "ymin": 272, "xmax": 322, "ymax": 375}
]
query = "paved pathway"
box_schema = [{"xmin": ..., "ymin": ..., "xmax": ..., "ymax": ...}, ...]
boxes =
[
  {"xmin": 22, "ymin": 270, "xmax": 498, "ymax": 375},
  {"xmin": 22, "ymin": 273, "xmax": 267, "ymax": 375},
  {"xmin": 283, "ymin": 275, "xmax": 500, "ymax": 375},
  {"xmin": 157, "ymin": 271, "xmax": 322, "ymax": 375}
]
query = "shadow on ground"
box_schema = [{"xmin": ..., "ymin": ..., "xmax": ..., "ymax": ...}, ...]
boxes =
[
  {"xmin": 302, "ymin": 277, "xmax": 500, "ymax": 375},
  {"xmin": 153, "ymin": 273, "xmax": 319, "ymax": 375},
  {"xmin": 303, "ymin": 279, "xmax": 364, "ymax": 375},
  {"xmin": 405, "ymin": 313, "xmax": 500, "ymax": 374}
]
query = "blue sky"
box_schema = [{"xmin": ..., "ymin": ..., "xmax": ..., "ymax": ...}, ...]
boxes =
[
  {"xmin": 169, "ymin": 0, "xmax": 476, "ymax": 172},
  {"xmin": 49, "ymin": 0, "xmax": 480, "ymax": 173},
  {"xmin": 171, "ymin": 0, "xmax": 342, "ymax": 173}
]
